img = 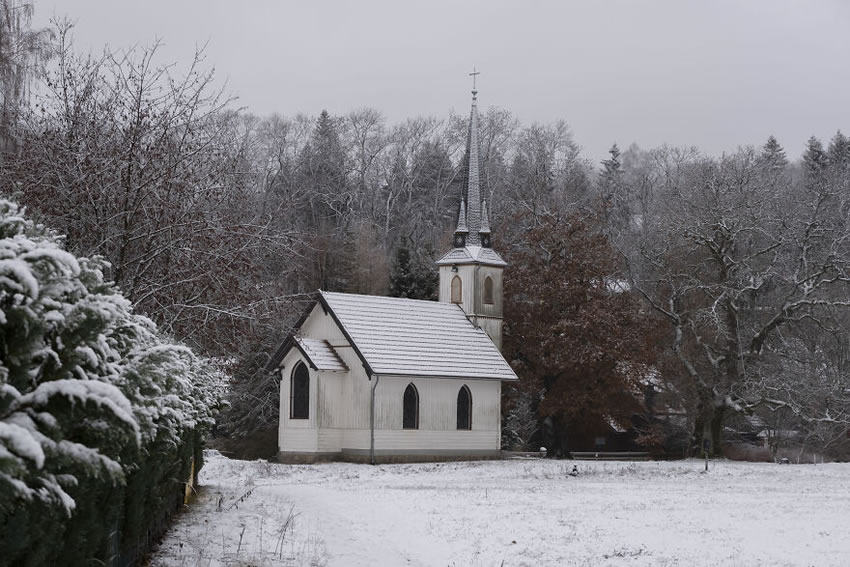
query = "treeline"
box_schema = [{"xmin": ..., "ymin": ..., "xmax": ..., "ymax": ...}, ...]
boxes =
[{"xmin": 2, "ymin": 7, "xmax": 849, "ymax": 462}]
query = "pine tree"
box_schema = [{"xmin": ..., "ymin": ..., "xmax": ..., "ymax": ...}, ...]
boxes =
[
  {"xmin": 827, "ymin": 130, "xmax": 850, "ymax": 170},
  {"xmin": 296, "ymin": 110, "xmax": 352, "ymax": 291},
  {"xmin": 310, "ymin": 110, "xmax": 346, "ymax": 197},
  {"xmin": 803, "ymin": 136, "xmax": 830, "ymax": 177},
  {"xmin": 760, "ymin": 135, "xmax": 788, "ymax": 169},
  {"xmin": 598, "ymin": 142, "xmax": 628, "ymax": 230},
  {"xmin": 388, "ymin": 239, "xmax": 437, "ymax": 300},
  {"xmin": 599, "ymin": 143, "xmax": 623, "ymax": 199},
  {"xmin": 601, "ymin": 142, "xmax": 622, "ymax": 176}
]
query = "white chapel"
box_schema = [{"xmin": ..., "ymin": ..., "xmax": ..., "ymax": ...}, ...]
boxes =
[{"xmin": 268, "ymin": 87, "xmax": 518, "ymax": 463}]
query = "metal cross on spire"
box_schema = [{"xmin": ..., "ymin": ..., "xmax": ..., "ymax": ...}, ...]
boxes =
[{"xmin": 469, "ymin": 67, "xmax": 480, "ymax": 93}]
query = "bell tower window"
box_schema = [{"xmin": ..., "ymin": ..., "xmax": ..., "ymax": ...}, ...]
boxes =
[
  {"xmin": 483, "ymin": 276, "xmax": 494, "ymax": 305},
  {"xmin": 451, "ymin": 275, "xmax": 462, "ymax": 304}
]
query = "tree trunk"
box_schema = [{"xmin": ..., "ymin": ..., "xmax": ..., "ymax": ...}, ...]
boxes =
[
  {"xmin": 691, "ymin": 413, "xmax": 704, "ymax": 457},
  {"xmin": 709, "ymin": 405, "xmax": 725, "ymax": 457},
  {"xmin": 692, "ymin": 402, "xmax": 725, "ymax": 457}
]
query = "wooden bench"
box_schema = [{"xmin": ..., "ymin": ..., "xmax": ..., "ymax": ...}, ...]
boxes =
[{"xmin": 571, "ymin": 451, "xmax": 650, "ymax": 461}]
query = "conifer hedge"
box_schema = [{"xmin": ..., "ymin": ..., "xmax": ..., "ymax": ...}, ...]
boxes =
[{"xmin": 0, "ymin": 198, "xmax": 226, "ymax": 566}]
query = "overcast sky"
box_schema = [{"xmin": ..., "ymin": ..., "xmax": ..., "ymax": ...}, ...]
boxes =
[{"xmin": 32, "ymin": 0, "xmax": 850, "ymax": 164}]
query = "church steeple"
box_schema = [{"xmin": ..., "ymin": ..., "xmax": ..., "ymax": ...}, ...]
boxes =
[
  {"xmin": 464, "ymin": 87, "xmax": 483, "ymax": 246},
  {"xmin": 437, "ymin": 75, "xmax": 507, "ymax": 350},
  {"xmin": 452, "ymin": 77, "xmax": 497, "ymax": 250}
]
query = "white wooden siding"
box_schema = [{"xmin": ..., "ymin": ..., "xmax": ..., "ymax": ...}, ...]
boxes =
[
  {"xmin": 372, "ymin": 429, "xmax": 498, "ymax": 451},
  {"xmin": 278, "ymin": 349, "xmax": 320, "ymax": 451},
  {"xmin": 279, "ymin": 428, "xmax": 318, "ymax": 452},
  {"xmin": 374, "ymin": 376, "xmax": 500, "ymax": 432},
  {"xmin": 317, "ymin": 428, "xmax": 344, "ymax": 452},
  {"xmin": 300, "ymin": 305, "xmax": 370, "ymax": 429},
  {"xmin": 278, "ymin": 298, "xmax": 505, "ymax": 456},
  {"xmin": 312, "ymin": 429, "xmax": 498, "ymax": 452}
]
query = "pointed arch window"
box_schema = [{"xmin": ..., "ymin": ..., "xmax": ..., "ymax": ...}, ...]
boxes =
[
  {"xmin": 290, "ymin": 362, "xmax": 310, "ymax": 419},
  {"xmin": 451, "ymin": 275, "xmax": 462, "ymax": 304},
  {"xmin": 403, "ymin": 383, "xmax": 419, "ymax": 430},
  {"xmin": 483, "ymin": 275, "xmax": 494, "ymax": 305},
  {"xmin": 457, "ymin": 385, "xmax": 472, "ymax": 430}
]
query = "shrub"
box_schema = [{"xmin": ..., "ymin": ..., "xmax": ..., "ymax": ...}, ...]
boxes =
[{"xmin": 0, "ymin": 198, "xmax": 226, "ymax": 564}]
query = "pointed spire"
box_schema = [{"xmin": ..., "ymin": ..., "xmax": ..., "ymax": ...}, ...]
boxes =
[
  {"xmin": 455, "ymin": 198, "xmax": 468, "ymax": 233},
  {"xmin": 480, "ymin": 199, "xmax": 490, "ymax": 234},
  {"xmin": 464, "ymin": 87, "xmax": 483, "ymax": 246}
]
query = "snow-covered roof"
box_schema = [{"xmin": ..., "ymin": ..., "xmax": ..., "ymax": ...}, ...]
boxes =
[
  {"xmin": 320, "ymin": 291, "xmax": 517, "ymax": 380},
  {"xmin": 294, "ymin": 337, "xmax": 348, "ymax": 372},
  {"xmin": 435, "ymin": 245, "xmax": 507, "ymax": 267}
]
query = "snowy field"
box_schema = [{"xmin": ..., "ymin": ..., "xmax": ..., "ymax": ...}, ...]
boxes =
[{"xmin": 151, "ymin": 450, "xmax": 850, "ymax": 567}]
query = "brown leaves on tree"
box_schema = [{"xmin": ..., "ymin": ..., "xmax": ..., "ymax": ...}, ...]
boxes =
[{"xmin": 503, "ymin": 212, "xmax": 658, "ymax": 425}]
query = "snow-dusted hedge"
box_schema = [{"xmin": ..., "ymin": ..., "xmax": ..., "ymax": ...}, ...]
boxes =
[{"xmin": 0, "ymin": 199, "xmax": 226, "ymax": 565}]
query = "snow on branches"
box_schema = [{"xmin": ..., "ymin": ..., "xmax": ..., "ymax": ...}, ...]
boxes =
[{"xmin": 0, "ymin": 198, "xmax": 225, "ymax": 515}]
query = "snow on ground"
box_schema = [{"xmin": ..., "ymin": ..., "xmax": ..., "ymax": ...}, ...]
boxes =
[{"xmin": 151, "ymin": 450, "xmax": 850, "ymax": 566}]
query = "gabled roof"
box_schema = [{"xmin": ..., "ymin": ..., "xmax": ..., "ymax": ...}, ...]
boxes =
[
  {"xmin": 295, "ymin": 337, "xmax": 348, "ymax": 371},
  {"xmin": 320, "ymin": 291, "xmax": 517, "ymax": 380},
  {"xmin": 265, "ymin": 333, "xmax": 348, "ymax": 373},
  {"xmin": 435, "ymin": 245, "xmax": 507, "ymax": 267}
]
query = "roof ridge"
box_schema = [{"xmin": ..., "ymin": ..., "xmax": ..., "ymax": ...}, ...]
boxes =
[{"xmin": 321, "ymin": 290, "xmax": 461, "ymax": 308}]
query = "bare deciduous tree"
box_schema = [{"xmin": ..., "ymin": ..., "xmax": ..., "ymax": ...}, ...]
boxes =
[{"xmin": 620, "ymin": 143, "xmax": 850, "ymax": 456}]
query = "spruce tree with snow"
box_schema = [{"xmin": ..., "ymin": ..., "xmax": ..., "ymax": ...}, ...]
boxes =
[
  {"xmin": 601, "ymin": 142, "xmax": 622, "ymax": 176},
  {"xmin": 0, "ymin": 197, "xmax": 225, "ymax": 564},
  {"xmin": 759, "ymin": 135, "xmax": 788, "ymax": 169},
  {"xmin": 827, "ymin": 130, "xmax": 850, "ymax": 170},
  {"xmin": 803, "ymin": 136, "xmax": 830, "ymax": 178}
]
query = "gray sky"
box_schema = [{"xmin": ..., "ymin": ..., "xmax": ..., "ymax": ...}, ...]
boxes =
[{"xmin": 33, "ymin": 0, "xmax": 850, "ymax": 164}]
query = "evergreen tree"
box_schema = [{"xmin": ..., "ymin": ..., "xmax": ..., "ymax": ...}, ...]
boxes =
[
  {"xmin": 598, "ymin": 142, "xmax": 629, "ymax": 230},
  {"xmin": 0, "ymin": 197, "xmax": 225, "ymax": 564},
  {"xmin": 388, "ymin": 239, "xmax": 437, "ymax": 300},
  {"xmin": 309, "ymin": 110, "xmax": 347, "ymax": 198},
  {"xmin": 803, "ymin": 136, "xmax": 830, "ymax": 178},
  {"xmin": 601, "ymin": 142, "xmax": 622, "ymax": 176},
  {"xmin": 759, "ymin": 135, "xmax": 788, "ymax": 169},
  {"xmin": 827, "ymin": 130, "xmax": 850, "ymax": 171},
  {"xmin": 599, "ymin": 142, "xmax": 623, "ymax": 199},
  {"xmin": 296, "ymin": 110, "xmax": 353, "ymax": 291}
]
